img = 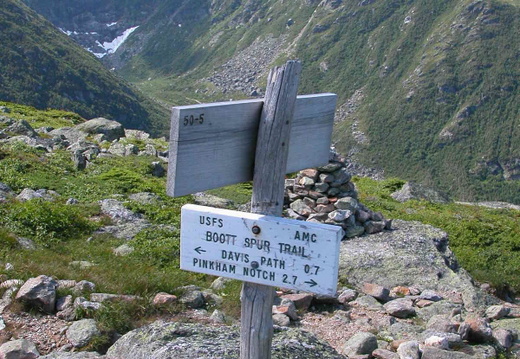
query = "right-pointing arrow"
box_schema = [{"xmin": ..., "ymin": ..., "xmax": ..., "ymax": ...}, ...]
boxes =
[{"xmin": 304, "ymin": 279, "xmax": 317, "ymax": 287}]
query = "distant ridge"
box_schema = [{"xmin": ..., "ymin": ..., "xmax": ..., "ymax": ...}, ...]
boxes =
[{"xmin": 0, "ymin": 0, "xmax": 169, "ymax": 136}]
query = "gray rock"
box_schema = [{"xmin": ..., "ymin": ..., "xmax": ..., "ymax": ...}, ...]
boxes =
[
  {"xmin": 6, "ymin": 120, "xmax": 38, "ymax": 137},
  {"xmin": 273, "ymin": 313, "xmax": 291, "ymax": 327},
  {"xmin": 335, "ymin": 197, "xmax": 359, "ymax": 211},
  {"xmin": 113, "ymin": 244, "xmax": 134, "ymax": 256},
  {"xmin": 421, "ymin": 347, "xmax": 472, "ymax": 359},
  {"xmin": 426, "ymin": 315, "xmax": 459, "ymax": 333},
  {"xmin": 98, "ymin": 199, "xmax": 141, "ymax": 223},
  {"xmin": 298, "ymin": 176, "xmax": 316, "ymax": 189},
  {"xmin": 318, "ymin": 162, "xmax": 343, "ymax": 173},
  {"xmin": 291, "ymin": 199, "xmax": 314, "ymax": 216},
  {"xmin": 75, "ymin": 118, "xmax": 124, "ymax": 142},
  {"xmin": 106, "ymin": 321, "xmax": 345, "ymax": 359},
  {"xmin": 0, "ymin": 182, "xmax": 14, "ymax": 202},
  {"xmin": 210, "ymin": 277, "xmax": 233, "ymax": 291},
  {"xmin": 417, "ymin": 301, "xmax": 462, "ymax": 323},
  {"xmin": 352, "ymin": 295, "xmax": 384, "ymax": 311},
  {"xmin": 210, "ymin": 309, "xmax": 227, "ymax": 324},
  {"xmin": 56, "ymin": 295, "xmax": 73, "ymax": 312},
  {"xmin": 66, "ymin": 319, "xmax": 100, "ymax": 348},
  {"xmin": 391, "ymin": 181, "xmax": 450, "ymax": 204},
  {"xmin": 40, "ymin": 352, "xmax": 105, "ymax": 359},
  {"xmin": 74, "ymin": 297, "xmax": 102, "ymax": 311},
  {"xmin": 193, "ymin": 193, "xmax": 234, "ymax": 208},
  {"xmin": 107, "ymin": 142, "xmax": 126, "ymax": 156},
  {"xmin": 372, "ymin": 348, "xmax": 398, "ymax": 359},
  {"xmin": 361, "ymin": 283, "xmax": 390, "ymax": 302},
  {"xmin": 328, "ymin": 209, "xmax": 351, "ymax": 222},
  {"xmin": 364, "ymin": 220, "xmax": 386, "ymax": 234},
  {"xmin": 332, "ymin": 168, "xmax": 351, "ymax": 185},
  {"xmin": 419, "ymin": 290, "xmax": 443, "ymax": 302},
  {"xmin": 396, "ymin": 341, "xmax": 420, "ymax": 359},
  {"xmin": 424, "ymin": 335, "xmax": 449, "ymax": 349},
  {"xmin": 345, "ymin": 225, "xmax": 365, "ymax": 238},
  {"xmin": 341, "ymin": 332, "xmax": 377, "ymax": 356},
  {"xmin": 15, "ymin": 275, "xmax": 58, "ymax": 313},
  {"xmin": 420, "ymin": 330, "xmax": 463, "ymax": 348},
  {"xmin": 124, "ymin": 144, "xmax": 139, "ymax": 156},
  {"xmin": 464, "ymin": 317, "xmax": 493, "ymax": 343},
  {"xmin": 73, "ymin": 280, "xmax": 96, "ymax": 295},
  {"xmin": 384, "ymin": 298, "xmax": 415, "ymax": 318},
  {"xmin": 138, "ymin": 143, "xmax": 158, "ymax": 157},
  {"xmin": 179, "ymin": 288, "xmax": 205, "ymax": 309},
  {"xmin": 314, "ymin": 182, "xmax": 330, "ymax": 193},
  {"xmin": 72, "ymin": 150, "xmax": 87, "ymax": 170},
  {"xmin": 0, "ymin": 316, "xmax": 5, "ymax": 331},
  {"xmin": 128, "ymin": 192, "xmax": 160, "ymax": 205},
  {"xmin": 16, "ymin": 237, "xmax": 36, "ymax": 250},
  {"xmin": 379, "ymin": 322, "xmax": 423, "ymax": 341},
  {"xmin": 50, "ymin": 127, "xmax": 87, "ymax": 144},
  {"xmin": 485, "ymin": 305, "xmax": 510, "ymax": 320},
  {"xmin": 16, "ymin": 188, "xmax": 58, "ymax": 202},
  {"xmin": 0, "ymin": 339, "xmax": 40, "ymax": 359},
  {"xmin": 338, "ymin": 289, "xmax": 358, "ymax": 304},
  {"xmin": 492, "ymin": 328, "xmax": 513, "ymax": 349},
  {"xmin": 338, "ymin": 220, "xmax": 498, "ymax": 312},
  {"xmin": 90, "ymin": 293, "xmax": 140, "ymax": 303}
]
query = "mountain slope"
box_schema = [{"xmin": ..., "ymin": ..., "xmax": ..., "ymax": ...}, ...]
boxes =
[
  {"xmin": 21, "ymin": 0, "xmax": 520, "ymax": 203},
  {"xmin": 0, "ymin": 0, "xmax": 169, "ymax": 136}
]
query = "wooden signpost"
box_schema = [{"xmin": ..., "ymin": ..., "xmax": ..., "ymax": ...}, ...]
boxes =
[{"xmin": 167, "ymin": 60, "xmax": 339, "ymax": 359}]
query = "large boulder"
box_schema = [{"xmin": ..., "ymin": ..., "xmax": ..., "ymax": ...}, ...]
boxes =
[
  {"xmin": 391, "ymin": 182, "xmax": 450, "ymax": 203},
  {"xmin": 75, "ymin": 118, "xmax": 125, "ymax": 142},
  {"xmin": 106, "ymin": 321, "xmax": 345, "ymax": 359},
  {"xmin": 15, "ymin": 275, "xmax": 58, "ymax": 313},
  {"xmin": 40, "ymin": 353, "xmax": 105, "ymax": 359},
  {"xmin": 338, "ymin": 220, "xmax": 498, "ymax": 312},
  {"xmin": 0, "ymin": 339, "xmax": 40, "ymax": 359}
]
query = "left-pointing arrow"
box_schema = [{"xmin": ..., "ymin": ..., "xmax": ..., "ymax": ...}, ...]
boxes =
[{"xmin": 195, "ymin": 246, "xmax": 206, "ymax": 254}]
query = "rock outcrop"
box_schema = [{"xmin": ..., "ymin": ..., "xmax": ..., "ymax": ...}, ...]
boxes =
[{"xmin": 106, "ymin": 321, "xmax": 345, "ymax": 359}]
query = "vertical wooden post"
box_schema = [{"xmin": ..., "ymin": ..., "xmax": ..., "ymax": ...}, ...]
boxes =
[{"xmin": 240, "ymin": 60, "xmax": 302, "ymax": 359}]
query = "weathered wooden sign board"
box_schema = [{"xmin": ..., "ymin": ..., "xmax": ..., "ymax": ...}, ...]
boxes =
[
  {"xmin": 181, "ymin": 204, "xmax": 343, "ymax": 296},
  {"xmin": 167, "ymin": 93, "xmax": 337, "ymax": 197}
]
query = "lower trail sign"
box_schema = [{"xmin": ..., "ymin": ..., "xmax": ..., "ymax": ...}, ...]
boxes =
[
  {"xmin": 167, "ymin": 60, "xmax": 339, "ymax": 359},
  {"xmin": 181, "ymin": 204, "xmax": 343, "ymax": 296}
]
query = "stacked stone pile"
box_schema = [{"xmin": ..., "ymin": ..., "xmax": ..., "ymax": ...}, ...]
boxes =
[{"xmin": 284, "ymin": 153, "xmax": 391, "ymax": 239}]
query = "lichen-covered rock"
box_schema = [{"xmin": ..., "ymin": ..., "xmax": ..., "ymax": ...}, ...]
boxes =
[
  {"xmin": 341, "ymin": 332, "xmax": 378, "ymax": 356},
  {"xmin": 75, "ymin": 118, "xmax": 125, "ymax": 142},
  {"xmin": 40, "ymin": 352, "xmax": 105, "ymax": 359},
  {"xmin": 106, "ymin": 321, "xmax": 346, "ymax": 359},
  {"xmin": 66, "ymin": 319, "xmax": 101, "ymax": 348},
  {"xmin": 339, "ymin": 220, "xmax": 499, "ymax": 312},
  {"xmin": 391, "ymin": 181, "xmax": 450, "ymax": 204}
]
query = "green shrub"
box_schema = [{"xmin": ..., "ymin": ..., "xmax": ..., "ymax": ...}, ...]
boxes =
[
  {"xmin": 130, "ymin": 227, "xmax": 180, "ymax": 267},
  {"xmin": 2, "ymin": 200, "xmax": 98, "ymax": 246}
]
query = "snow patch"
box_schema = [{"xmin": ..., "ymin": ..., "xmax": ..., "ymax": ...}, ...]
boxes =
[
  {"xmin": 107, "ymin": 22, "xmax": 118, "ymax": 27},
  {"xmin": 102, "ymin": 26, "xmax": 139, "ymax": 54}
]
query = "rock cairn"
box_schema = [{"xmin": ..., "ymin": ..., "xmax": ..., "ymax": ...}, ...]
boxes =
[{"xmin": 284, "ymin": 151, "xmax": 391, "ymax": 239}]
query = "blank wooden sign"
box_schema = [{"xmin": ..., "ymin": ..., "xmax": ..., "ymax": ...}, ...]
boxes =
[{"xmin": 167, "ymin": 93, "xmax": 337, "ymax": 197}]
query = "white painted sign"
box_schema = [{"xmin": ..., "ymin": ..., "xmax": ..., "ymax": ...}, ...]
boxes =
[
  {"xmin": 180, "ymin": 204, "xmax": 343, "ymax": 296},
  {"xmin": 167, "ymin": 93, "xmax": 337, "ymax": 197}
]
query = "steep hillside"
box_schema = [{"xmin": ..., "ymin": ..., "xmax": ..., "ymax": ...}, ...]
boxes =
[
  {"xmin": 22, "ymin": 0, "xmax": 520, "ymax": 203},
  {"xmin": 0, "ymin": 0, "xmax": 169, "ymax": 136}
]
